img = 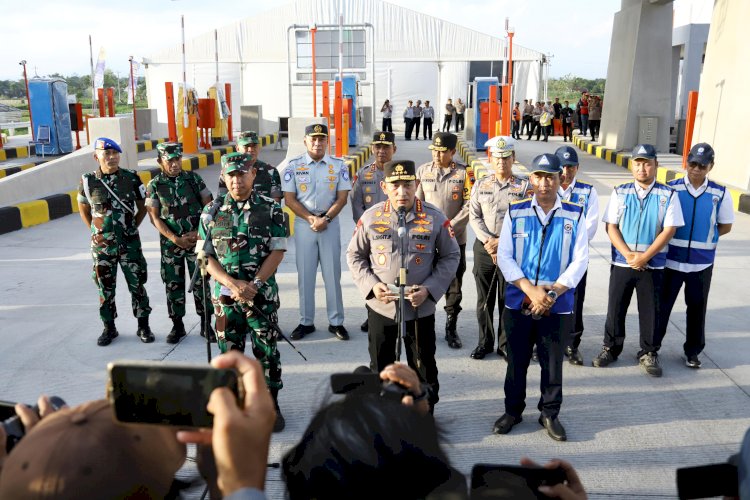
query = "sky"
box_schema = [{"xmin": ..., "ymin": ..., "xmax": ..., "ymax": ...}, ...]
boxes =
[{"xmin": 2, "ymin": 0, "xmax": 712, "ymax": 82}]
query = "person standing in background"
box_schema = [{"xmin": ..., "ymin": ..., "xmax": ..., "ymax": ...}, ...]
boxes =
[{"xmin": 381, "ymin": 99, "xmax": 393, "ymax": 133}]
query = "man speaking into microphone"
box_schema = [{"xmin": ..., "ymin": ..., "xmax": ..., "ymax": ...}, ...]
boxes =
[{"xmin": 347, "ymin": 160, "xmax": 460, "ymax": 410}]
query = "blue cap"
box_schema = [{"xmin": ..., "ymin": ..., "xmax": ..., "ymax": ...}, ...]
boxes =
[
  {"xmin": 530, "ymin": 153, "xmax": 562, "ymax": 174},
  {"xmin": 555, "ymin": 146, "xmax": 579, "ymax": 166},
  {"xmin": 94, "ymin": 137, "xmax": 122, "ymax": 153},
  {"xmin": 687, "ymin": 143, "xmax": 715, "ymax": 166},
  {"xmin": 631, "ymin": 143, "xmax": 657, "ymax": 160}
]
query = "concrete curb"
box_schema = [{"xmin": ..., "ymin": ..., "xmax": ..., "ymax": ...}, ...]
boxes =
[
  {"xmin": 0, "ymin": 145, "xmax": 35, "ymax": 161},
  {"xmin": 572, "ymin": 134, "xmax": 750, "ymax": 215},
  {"xmin": 0, "ymin": 160, "xmax": 45, "ymax": 179}
]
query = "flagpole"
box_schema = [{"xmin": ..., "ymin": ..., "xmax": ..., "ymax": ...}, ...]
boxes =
[
  {"xmin": 182, "ymin": 14, "xmax": 189, "ymax": 129},
  {"xmin": 89, "ymin": 35, "xmax": 95, "ymax": 113},
  {"xmin": 129, "ymin": 56, "xmax": 137, "ymax": 140}
]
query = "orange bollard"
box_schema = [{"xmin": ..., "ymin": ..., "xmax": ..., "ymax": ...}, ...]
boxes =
[
  {"xmin": 165, "ymin": 83, "xmax": 177, "ymax": 142},
  {"xmin": 322, "ymin": 81, "xmax": 330, "ymax": 154},
  {"xmin": 334, "ymin": 80, "xmax": 343, "ymax": 157},
  {"xmin": 682, "ymin": 91, "xmax": 699, "ymax": 169},
  {"xmin": 107, "ymin": 88, "xmax": 115, "ymax": 117},
  {"xmin": 488, "ymin": 85, "xmax": 498, "ymax": 145},
  {"xmin": 97, "ymin": 88, "xmax": 105, "ymax": 117},
  {"xmin": 501, "ymin": 86, "xmax": 511, "ymax": 136},
  {"xmin": 225, "ymin": 83, "xmax": 233, "ymax": 142}
]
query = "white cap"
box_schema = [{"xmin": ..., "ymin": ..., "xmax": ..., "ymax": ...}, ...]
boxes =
[{"xmin": 484, "ymin": 136, "xmax": 516, "ymax": 158}]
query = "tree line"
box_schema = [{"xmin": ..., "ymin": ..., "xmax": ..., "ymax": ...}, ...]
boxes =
[{"xmin": 546, "ymin": 74, "xmax": 606, "ymax": 102}]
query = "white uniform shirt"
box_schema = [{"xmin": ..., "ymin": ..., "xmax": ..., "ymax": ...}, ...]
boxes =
[{"xmin": 558, "ymin": 177, "xmax": 600, "ymax": 242}]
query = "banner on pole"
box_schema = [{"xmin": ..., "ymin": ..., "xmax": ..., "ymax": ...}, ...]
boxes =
[
  {"xmin": 94, "ymin": 47, "xmax": 106, "ymax": 90},
  {"xmin": 127, "ymin": 60, "xmax": 141, "ymax": 104}
]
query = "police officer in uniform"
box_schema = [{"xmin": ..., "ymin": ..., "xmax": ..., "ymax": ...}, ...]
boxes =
[
  {"xmin": 555, "ymin": 146, "xmax": 600, "ymax": 365},
  {"xmin": 468, "ymin": 136, "xmax": 528, "ymax": 360},
  {"xmin": 659, "ymin": 143, "xmax": 734, "ymax": 368},
  {"xmin": 199, "ymin": 152, "xmax": 288, "ymax": 432},
  {"xmin": 347, "ymin": 160, "xmax": 460, "ymax": 409},
  {"xmin": 145, "ymin": 142, "xmax": 215, "ymax": 344},
  {"xmin": 416, "ymin": 131, "xmax": 474, "ymax": 349},
  {"xmin": 218, "ymin": 131, "xmax": 282, "ymax": 202},
  {"xmin": 281, "ymin": 124, "xmax": 351, "ymax": 340},
  {"xmin": 492, "ymin": 154, "xmax": 589, "ymax": 442},
  {"xmin": 350, "ymin": 131, "xmax": 397, "ymax": 332},
  {"xmin": 593, "ymin": 144, "xmax": 684, "ymax": 377},
  {"xmin": 77, "ymin": 137, "xmax": 154, "ymax": 346}
]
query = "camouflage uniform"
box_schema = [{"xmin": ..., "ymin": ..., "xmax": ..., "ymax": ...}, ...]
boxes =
[
  {"xmin": 78, "ymin": 168, "xmax": 151, "ymax": 322},
  {"xmin": 145, "ymin": 170, "xmax": 212, "ymax": 318},
  {"xmin": 200, "ymin": 191, "xmax": 287, "ymax": 389}
]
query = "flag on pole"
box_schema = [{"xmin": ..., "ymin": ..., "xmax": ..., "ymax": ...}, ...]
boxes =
[
  {"xmin": 127, "ymin": 60, "xmax": 141, "ymax": 104},
  {"xmin": 94, "ymin": 47, "xmax": 106, "ymax": 90}
]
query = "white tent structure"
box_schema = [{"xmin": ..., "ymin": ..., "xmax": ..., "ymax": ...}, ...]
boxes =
[{"xmin": 144, "ymin": 0, "xmax": 546, "ymax": 135}]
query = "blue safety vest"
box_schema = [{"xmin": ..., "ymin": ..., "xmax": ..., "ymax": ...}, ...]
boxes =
[
  {"xmin": 666, "ymin": 179, "xmax": 726, "ymax": 265},
  {"xmin": 610, "ymin": 182, "xmax": 674, "ymax": 269},
  {"xmin": 563, "ymin": 180, "xmax": 594, "ymax": 215},
  {"xmin": 505, "ymin": 199, "xmax": 584, "ymax": 314}
]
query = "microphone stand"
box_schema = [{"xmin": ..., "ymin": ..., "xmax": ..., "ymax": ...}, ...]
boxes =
[
  {"xmin": 190, "ymin": 204, "xmax": 221, "ymax": 364},
  {"xmin": 396, "ymin": 207, "xmax": 408, "ymax": 361}
]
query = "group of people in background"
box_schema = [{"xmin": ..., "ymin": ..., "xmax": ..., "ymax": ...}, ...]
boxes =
[{"xmin": 380, "ymin": 97, "xmax": 467, "ymax": 142}]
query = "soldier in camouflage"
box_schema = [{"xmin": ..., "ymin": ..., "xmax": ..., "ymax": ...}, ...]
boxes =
[
  {"xmin": 146, "ymin": 142, "xmax": 215, "ymax": 344},
  {"xmin": 200, "ymin": 152, "xmax": 288, "ymax": 432},
  {"xmin": 217, "ymin": 131, "xmax": 282, "ymax": 202},
  {"xmin": 77, "ymin": 137, "xmax": 154, "ymax": 346}
]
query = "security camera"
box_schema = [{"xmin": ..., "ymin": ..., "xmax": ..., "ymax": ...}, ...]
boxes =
[{"xmin": 19, "ymin": 60, "xmax": 27, "ymax": 66}]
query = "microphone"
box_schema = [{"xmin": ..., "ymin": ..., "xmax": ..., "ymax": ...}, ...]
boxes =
[
  {"xmin": 200, "ymin": 212, "xmax": 213, "ymax": 224},
  {"xmin": 397, "ymin": 226, "xmax": 406, "ymax": 237},
  {"xmin": 397, "ymin": 206, "xmax": 406, "ymax": 237}
]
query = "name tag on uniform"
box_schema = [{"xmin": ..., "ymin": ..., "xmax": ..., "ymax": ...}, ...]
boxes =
[{"xmin": 512, "ymin": 233, "xmax": 528, "ymax": 238}]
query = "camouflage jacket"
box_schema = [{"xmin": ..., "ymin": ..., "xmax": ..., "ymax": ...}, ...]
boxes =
[
  {"xmin": 217, "ymin": 160, "xmax": 282, "ymax": 200},
  {"xmin": 199, "ymin": 191, "xmax": 287, "ymax": 309},
  {"xmin": 78, "ymin": 168, "xmax": 146, "ymax": 254},
  {"xmin": 145, "ymin": 171, "xmax": 211, "ymax": 246}
]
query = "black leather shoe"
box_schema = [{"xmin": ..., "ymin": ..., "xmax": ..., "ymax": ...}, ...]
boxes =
[
  {"xmin": 496, "ymin": 347, "xmax": 507, "ymax": 359},
  {"xmin": 445, "ymin": 331, "xmax": 462, "ymax": 349},
  {"xmin": 470, "ymin": 345, "xmax": 492, "ymax": 360},
  {"xmin": 493, "ymin": 413, "xmax": 522, "ymax": 435},
  {"xmin": 328, "ymin": 324, "xmax": 350, "ymax": 340},
  {"xmin": 565, "ymin": 346, "xmax": 583, "ymax": 366},
  {"xmin": 290, "ymin": 324, "xmax": 315, "ymax": 340},
  {"xmin": 166, "ymin": 320, "xmax": 187, "ymax": 344},
  {"xmin": 360, "ymin": 319, "xmax": 369, "ymax": 332},
  {"xmin": 538, "ymin": 415, "xmax": 567, "ymax": 441},
  {"xmin": 97, "ymin": 324, "xmax": 118, "ymax": 346},
  {"xmin": 136, "ymin": 326, "xmax": 155, "ymax": 343},
  {"xmin": 199, "ymin": 315, "xmax": 217, "ymax": 343}
]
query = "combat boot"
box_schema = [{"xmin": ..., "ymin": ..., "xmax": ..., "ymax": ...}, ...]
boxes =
[
  {"xmin": 97, "ymin": 321, "xmax": 119, "ymax": 346},
  {"xmin": 166, "ymin": 317, "xmax": 187, "ymax": 344},
  {"xmin": 136, "ymin": 317, "xmax": 155, "ymax": 343},
  {"xmin": 444, "ymin": 314, "xmax": 462, "ymax": 349},
  {"xmin": 199, "ymin": 314, "xmax": 217, "ymax": 343},
  {"xmin": 270, "ymin": 388, "xmax": 285, "ymax": 433}
]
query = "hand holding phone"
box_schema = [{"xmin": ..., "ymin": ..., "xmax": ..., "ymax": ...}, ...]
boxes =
[{"xmin": 471, "ymin": 462, "xmax": 569, "ymax": 500}]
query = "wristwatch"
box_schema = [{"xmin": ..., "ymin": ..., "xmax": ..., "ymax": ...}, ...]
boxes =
[
  {"xmin": 546, "ymin": 290, "xmax": 558, "ymax": 301},
  {"xmin": 253, "ymin": 277, "xmax": 264, "ymax": 289},
  {"xmin": 323, "ymin": 213, "xmax": 332, "ymax": 223}
]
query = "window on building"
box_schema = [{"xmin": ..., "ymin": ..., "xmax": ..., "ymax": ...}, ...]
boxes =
[{"xmin": 295, "ymin": 29, "xmax": 366, "ymax": 78}]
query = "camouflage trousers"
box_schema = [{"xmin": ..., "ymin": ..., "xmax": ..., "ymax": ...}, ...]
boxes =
[
  {"xmin": 160, "ymin": 244, "xmax": 211, "ymax": 319},
  {"xmin": 92, "ymin": 242, "xmax": 151, "ymax": 323},
  {"xmin": 214, "ymin": 297, "xmax": 282, "ymax": 390}
]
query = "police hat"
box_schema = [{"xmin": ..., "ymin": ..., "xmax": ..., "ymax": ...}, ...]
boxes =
[
  {"xmin": 429, "ymin": 132, "xmax": 457, "ymax": 152},
  {"xmin": 631, "ymin": 143, "xmax": 657, "ymax": 161},
  {"xmin": 94, "ymin": 137, "xmax": 122, "ymax": 153},
  {"xmin": 372, "ymin": 131, "xmax": 395, "ymax": 145},
  {"xmin": 156, "ymin": 142, "xmax": 182, "ymax": 160},
  {"xmin": 305, "ymin": 123, "xmax": 328, "ymax": 137},
  {"xmin": 484, "ymin": 136, "xmax": 515, "ymax": 158},
  {"xmin": 237, "ymin": 131, "xmax": 260, "ymax": 146},
  {"xmin": 530, "ymin": 153, "xmax": 562, "ymax": 174},
  {"xmin": 555, "ymin": 145, "xmax": 579, "ymax": 166},
  {"xmin": 383, "ymin": 160, "xmax": 417, "ymax": 183},
  {"xmin": 687, "ymin": 142, "xmax": 715, "ymax": 166},
  {"xmin": 221, "ymin": 152, "xmax": 254, "ymax": 175}
]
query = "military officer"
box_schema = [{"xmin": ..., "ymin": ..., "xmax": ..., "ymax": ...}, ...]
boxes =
[
  {"xmin": 468, "ymin": 136, "xmax": 529, "ymax": 360},
  {"xmin": 281, "ymin": 124, "xmax": 351, "ymax": 341},
  {"xmin": 77, "ymin": 137, "xmax": 154, "ymax": 346},
  {"xmin": 555, "ymin": 146, "xmax": 600, "ymax": 366},
  {"xmin": 350, "ymin": 130, "xmax": 397, "ymax": 332},
  {"xmin": 347, "ymin": 160, "xmax": 460, "ymax": 409},
  {"xmin": 145, "ymin": 142, "xmax": 215, "ymax": 344},
  {"xmin": 200, "ymin": 152, "xmax": 288, "ymax": 432},
  {"xmin": 218, "ymin": 131, "xmax": 282, "ymax": 202},
  {"xmin": 415, "ymin": 131, "xmax": 474, "ymax": 349},
  {"xmin": 493, "ymin": 153, "xmax": 589, "ymax": 442}
]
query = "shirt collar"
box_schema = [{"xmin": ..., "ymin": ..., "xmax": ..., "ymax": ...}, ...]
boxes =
[
  {"xmin": 305, "ymin": 152, "xmax": 330, "ymax": 165},
  {"xmin": 683, "ymin": 175, "xmax": 708, "ymax": 193},
  {"xmin": 559, "ymin": 177, "xmax": 577, "ymax": 197},
  {"xmin": 634, "ymin": 180, "xmax": 656, "ymax": 195},
  {"xmin": 531, "ymin": 194, "xmax": 562, "ymax": 214}
]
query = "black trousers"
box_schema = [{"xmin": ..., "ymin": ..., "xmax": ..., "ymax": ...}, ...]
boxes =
[
  {"xmin": 413, "ymin": 117, "xmax": 422, "ymax": 138},
  {"xmin": 567, "ymin": 271, "xmax": 587, "ymax": 350},
  {"xmin": 658, "ymin": 266, "xmax": 713, "ymax": 357},
  {"xmin": 405, "ymin": 118, "xmax": 414, "ymax": 139},
  {"xmin": 562, "ymin": 119, "xmax": 572, "ymax": 140},
  {"xmin": 521, "ymin": 115, "xmax": 532, "ymax": 135},
  {"xmin": 503, "ymin": 308, "xmax": 568, "ymax": 419},
  {"xmin": 368, "ymin": 309, "xmax": 439, "ymax": 406},
  {"xmin": 423, "ymin": 118, "xmax": 433, "ymax": 139},
  {"xmin": 589, "ymin": 119, "xmax": 601, "ymax": 140},
  {"xmin": 444, "ymin": 243, "xmax": 466, "ymax": 316},
  {"xmin": 527, "ymin": 120, "xmax": 541, "ymax": 140},
  {"xmin": 472, "ymin": 240, "xmax": 507, "ymax": 351},
  {"xmin": 442, "ymin": 115, "xmax": 452, "ymax": 132},
  {"xmin": 511, "ymin": 120, "xmax": 520, "ymax": 139},
  {"xmin": 603, "ymin": 265, "xmax": 663, "ymax": 358},
  {"xmin": 382, "ymin": 118, "xmax": 392, "ymax": 133},
  {"xmin": 455, "ymin": 114, "xmax": 464, "ymax": 132}
]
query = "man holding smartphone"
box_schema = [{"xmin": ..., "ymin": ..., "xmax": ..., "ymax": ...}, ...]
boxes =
[
  {"xmin": 347, "ymin": 160, "xmax": 460, "ymax": 410},
  {"xmin": 200, "ymin": 152, "xmax": 288, "ymax": 432},
  {"xmin": 494, "ymin": 154, "xmax": 589, "ymax": 441}
]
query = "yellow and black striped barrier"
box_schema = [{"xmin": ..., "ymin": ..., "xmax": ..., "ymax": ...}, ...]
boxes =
[{"xmin": 0, "ymin": 145, "xmax": 34, "ymax": 162}]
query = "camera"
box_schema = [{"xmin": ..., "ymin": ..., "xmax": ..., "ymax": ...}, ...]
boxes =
[
  {"xmin": 1, "ymin": 396, "xmax": 66, "ymax": 453},
  {"xmin": 471, "ymin": 464, "xmax": 566, "ymax": 499},
  {"xmin": 330, "ymin": 366, "xmax": 426, "ymax": 403}
]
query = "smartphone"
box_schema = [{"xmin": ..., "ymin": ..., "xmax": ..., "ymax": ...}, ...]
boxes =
[
  {"xmin": 107, "ymin": 361, "xmax": 242, "ymax": 428},
  {"xmin": 0, "ymin": 401, "xmax": 19, "ymax": 421},
  {"xmin": 331, "ymin": 371, "xmax": 382, "ymax": 395},
  {"xmin": 470, "ymin": 464, "xmax": 566, "ymax": 500},
  {"xmin": 676, "ymin": 463, "xmax": 738, "ymax": 499}
]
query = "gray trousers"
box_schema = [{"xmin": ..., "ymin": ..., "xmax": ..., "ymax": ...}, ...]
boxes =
[{"xmin": 294, "ymin": 217, "xmax": 345, "ymax": 326}]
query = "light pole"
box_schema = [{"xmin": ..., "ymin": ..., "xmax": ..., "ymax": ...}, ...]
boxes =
[
  {"xmin": 129, "ymin": 56, "xmax": 137, "ymax": 140},
  {"xmin": 19, "ymin": 60, "xmax": 34, "ymax": 141}
]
